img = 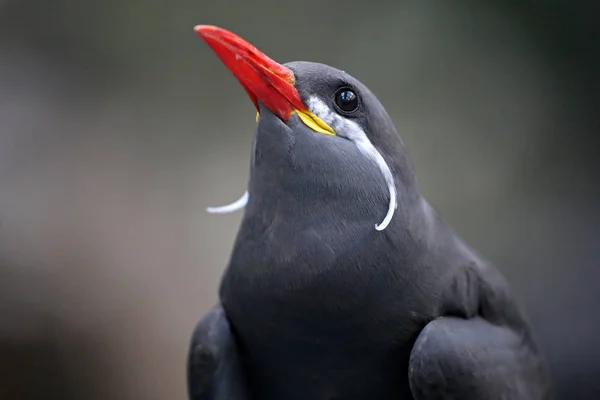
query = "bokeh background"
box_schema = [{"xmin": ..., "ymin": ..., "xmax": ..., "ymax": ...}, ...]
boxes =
[{"xmin": 1, "ymin": 1, "xmax": 599, "ymax": 399}]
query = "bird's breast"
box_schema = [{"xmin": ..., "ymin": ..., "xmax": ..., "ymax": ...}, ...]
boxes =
[
  {"xmin": 218, "ymin": 220, "xmax": 430, "ymax": 399},
  {"xmin": 221, "ymin": 217, "xmax": 425, "ymax": 338}
]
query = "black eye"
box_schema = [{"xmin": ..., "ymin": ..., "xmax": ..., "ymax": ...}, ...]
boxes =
[{"xmin": 334, "ymin": 88, "xmax": 359, "ymax": 113}]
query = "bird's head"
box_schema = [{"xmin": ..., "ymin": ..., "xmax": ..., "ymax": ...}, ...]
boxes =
[{"xmin": 196, "ymin": 25, "xmax": 421, "ymax": 232}]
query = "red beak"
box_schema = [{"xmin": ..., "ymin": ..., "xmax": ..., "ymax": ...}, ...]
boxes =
[{"xmin": 194, "ymin": 25, "xmax": 306, "ymax": 122}]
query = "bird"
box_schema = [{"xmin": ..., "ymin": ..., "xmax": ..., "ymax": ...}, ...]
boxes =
[{"xmin": 187, "ymin": 25, "xmax": 555, "ymax": 400}]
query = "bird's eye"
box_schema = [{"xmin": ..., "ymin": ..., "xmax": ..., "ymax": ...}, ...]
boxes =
[{"xmin": 334, "ymin": 88, "xmax": 359, "ymax": 113}]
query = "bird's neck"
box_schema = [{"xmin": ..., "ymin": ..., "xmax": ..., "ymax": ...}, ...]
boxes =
[
  {"xmin": 242, "ymin": 177, "xmax": 435, "ymax": 255},
  {"xmin": 245, "ymin": 161, "xmax": 421, "ymax": 227}
]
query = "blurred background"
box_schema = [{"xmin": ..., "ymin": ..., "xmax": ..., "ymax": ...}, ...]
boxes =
[{"xmin": 1, "ymin": 0, "xmax": 599, "ymax": 399}]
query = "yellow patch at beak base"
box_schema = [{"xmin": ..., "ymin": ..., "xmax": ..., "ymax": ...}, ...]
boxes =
[
  {"xmin": 255, "ymin": 110, "xmax": 336, "ymax": 136},
  {"xmin": 294, "ymin": 110, "xmax": 336, "ymax": 136}
]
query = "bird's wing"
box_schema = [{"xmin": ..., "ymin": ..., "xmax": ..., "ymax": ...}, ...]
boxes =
[
  {"xmin": 408, "ymin": 316, "xmax": 554, "ymax": 400},
  {"xmin": 187, "ymin": 304, "xmax": 250, "ymax": 400}
]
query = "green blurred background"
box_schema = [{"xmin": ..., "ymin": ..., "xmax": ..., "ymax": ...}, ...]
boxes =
[{"xmin": 1, "ymin": 0, "xmax": 599, "ymax": 399}]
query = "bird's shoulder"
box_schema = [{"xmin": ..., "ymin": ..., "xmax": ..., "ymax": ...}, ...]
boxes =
[
  {"xmin": 436, "ymin": 246, "xmax": 529, "ymax": 333},
  {"xmin": 408, "ymin": 316, "xmax": 555, "ymax": 400},
  {"xmin": 187, "ymin": 305, "xmax": 251, "ymax": 400},
  {"xmin": 188, "ymin": 306, "xmax": 230, "ymax": 377}
]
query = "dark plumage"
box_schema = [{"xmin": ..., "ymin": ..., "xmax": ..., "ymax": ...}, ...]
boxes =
[{"xmin": 188, "ymin": 26, "xmax": 555, "ymax": 400}]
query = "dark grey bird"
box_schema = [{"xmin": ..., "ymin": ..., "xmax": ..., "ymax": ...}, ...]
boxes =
[{"xmin": 188, "ymin": 25, "xmax": 555, "ymax": 400}]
